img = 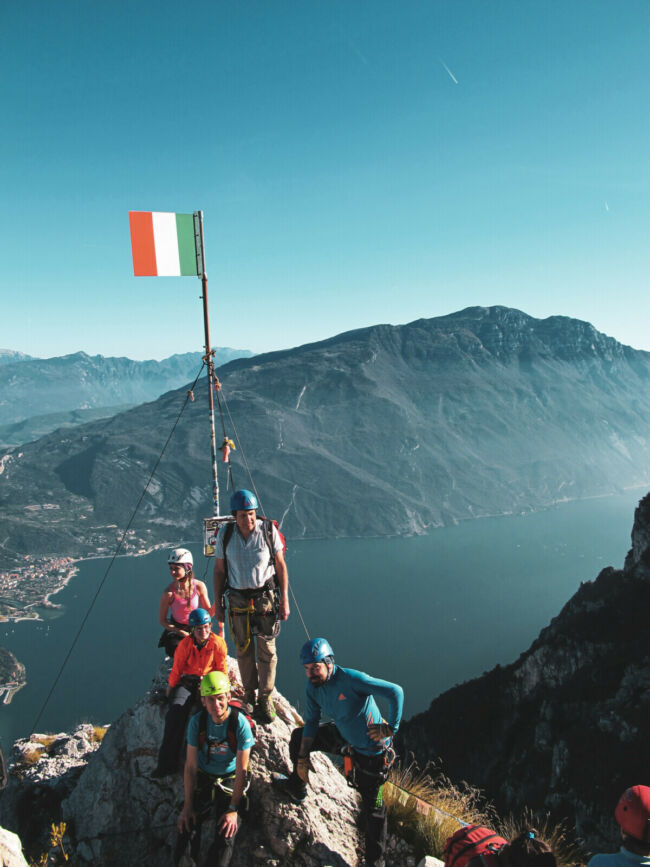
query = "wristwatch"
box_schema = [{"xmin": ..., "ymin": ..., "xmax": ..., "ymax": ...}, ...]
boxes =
[{"xmin": 227, "ymin": 803, "xmax": 238, "ymax": 813}]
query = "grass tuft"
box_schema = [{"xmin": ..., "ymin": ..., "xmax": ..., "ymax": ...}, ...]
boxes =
[
  {"xmin": 385, "ymin": 762, "xmax": 495, "ymax": 860},
  {"xmin": 90, "ymin": 725, "xmax": 108, "ymax": 743}
]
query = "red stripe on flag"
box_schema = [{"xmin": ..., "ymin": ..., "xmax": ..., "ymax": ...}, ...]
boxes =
[{"xmin": 129, "ymin": 211, "xmax": 157, "ymax": 276}]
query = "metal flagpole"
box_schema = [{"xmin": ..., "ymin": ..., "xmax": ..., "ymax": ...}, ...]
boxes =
[{"xmin": 194, "ymin": 210, "xmax": 220, "ymax": 515}]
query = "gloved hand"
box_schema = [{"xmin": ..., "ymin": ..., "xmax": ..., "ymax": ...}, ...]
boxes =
[{"xmin": 368, "ymin": 723, "xmax": 393, "ymax": 742}]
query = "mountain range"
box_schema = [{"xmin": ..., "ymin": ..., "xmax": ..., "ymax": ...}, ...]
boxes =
[
  {"xmin": 0, "ymin": 347, "xmax": 252, "ymax": 443},
  {"xmin": 2, "ymin": 306, "xmax": 650, "ymax": 563}
]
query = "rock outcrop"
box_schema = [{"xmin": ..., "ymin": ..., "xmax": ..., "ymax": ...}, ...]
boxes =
[
  {"xmin": 0, "ymin": 723, "xmax": 105, "ymax": 860},
  {"xmin": 1, "ymin": 658, "xmax": 417, "ymax": 866},
  {"xmin": 399, "ymin": 492, "xmax": 650, "ymax": 854}
]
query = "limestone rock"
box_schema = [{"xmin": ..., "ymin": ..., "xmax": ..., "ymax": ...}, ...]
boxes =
[
  {"xmin": 0, "ymin": 826, "xmax": 28, "ymax": 866},
  {"xmin": 61, "ymin": 658, "xmax": 364, "ymax": 865},
  {"xmin": 0, "ymin": 723, "xmax": 105, "ymax": 857}
]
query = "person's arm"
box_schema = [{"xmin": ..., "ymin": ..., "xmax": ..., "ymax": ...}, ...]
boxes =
[
  {"xmin": 177, "ymin": 744, "xmax": 198, "ymax": 832},
  {"xmin": 167, "ymin": 639, "xmax": 187, "ymax": 695},
  {"xmin": 219, "ymin": 747, "xmax": 250, "ymax": 837},
  {"xmin": 274, "ymin": 550, "xmax": 290, "ymax": 620},
  {"xmin": 196, "ymin": 580, "xmax": 212, "ymax": 613},
  {"xmin": 213, "ymin": 636, "xmax": 228, "ymax": 675},
  {"xmin": 158, "ymin": 590, "xmax": 174, "ymax": 631},
  {"xmin": 348, "ymin": 670, "xmax": 404, "ymax": 736},
  {"xmin": 213, "ymin": 558, "xmax": 226, "ymax": 621}
]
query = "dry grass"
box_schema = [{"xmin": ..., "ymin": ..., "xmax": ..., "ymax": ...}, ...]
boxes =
[
  {"xmin": 90, "ymin": 725, "xmax": 108, "ymax": 743},
  {"xmin": 384, "ymin": 762, "xmax": 495, "ymax": 859},
  {"xmin": 20, "ymin": 746, "xmax": 46, "ymax": 766},
  {"xmin": 498, "ymin": 808, "xmax": 585, "ymax": 867},
  {"xmin": 385, "ymin": 766, "xmax": 585, "ymax": 867}
]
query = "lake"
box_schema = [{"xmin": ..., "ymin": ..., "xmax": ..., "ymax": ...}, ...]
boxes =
[{"xmin": 0, "ymin": 488, "xmax": 644, "ymax": 748}]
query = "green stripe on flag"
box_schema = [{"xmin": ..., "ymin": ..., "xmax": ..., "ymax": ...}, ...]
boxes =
[{"xmin": 176, "ymin": 213, "xmax": 198, "ymax": 276}]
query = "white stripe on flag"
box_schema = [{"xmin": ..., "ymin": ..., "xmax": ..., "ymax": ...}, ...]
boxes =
[{"xmin": 152, "ymin": 212, "xmax": 181, "ymax": 276}]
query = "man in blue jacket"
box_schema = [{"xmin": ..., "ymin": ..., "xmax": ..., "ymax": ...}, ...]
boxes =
[{"xmin": 275, "ymin": 638, "xmax": 404, "ymax": 867}]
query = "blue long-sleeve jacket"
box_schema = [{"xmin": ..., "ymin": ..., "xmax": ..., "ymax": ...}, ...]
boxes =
[{"xmin": 303, "ymin": 665, "xmax": 404, "ymax": 756}]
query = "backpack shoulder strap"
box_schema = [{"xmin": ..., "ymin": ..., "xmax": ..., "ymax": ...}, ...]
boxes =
[
  {"xmin": 197, "ymin": 708, "xmax": 208, "ymax": 750},
  {"xmin": 261, "ymin": 518, "xmax": 276, "ymax": 568},
  {"xmin": 222, "ymin": 522, "xmax": 235, "ymax": 588},
  {"xmin": 226, "ymin": 705, "xmax": 240, "ymax": 754}
]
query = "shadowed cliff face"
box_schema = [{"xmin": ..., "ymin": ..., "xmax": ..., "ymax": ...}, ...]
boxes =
[
  {"xmin": 2, "ymin": 306, "xmax": 650, "ymax": 562},
  {"xmin": 399, "ymin": 492, "xmax": 650, "ymax": 854}
]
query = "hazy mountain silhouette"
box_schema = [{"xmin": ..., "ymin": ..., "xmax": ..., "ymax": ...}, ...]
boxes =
[{"xmin": 0, "ymin": 347, "xmax": 252, "ymax": 430}]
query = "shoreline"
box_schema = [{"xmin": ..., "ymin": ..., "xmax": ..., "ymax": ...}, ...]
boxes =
[{"xmin": 0, "ymin": 485, "xmax": 648, "ymax": 616}]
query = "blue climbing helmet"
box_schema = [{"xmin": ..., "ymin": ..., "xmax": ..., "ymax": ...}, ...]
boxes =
[
  {"xmin": 230, "ymin": 489, "xmax": 259, "ymax": 512},
  {"xmin": 300, "ymin": 638, "xmax": 334, "ymax": 665},
  {"xmin": 189, "ymin": 608, "xmax": 211, "ymax": 628}
]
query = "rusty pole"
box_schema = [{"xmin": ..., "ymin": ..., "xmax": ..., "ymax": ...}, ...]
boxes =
[{"xmin": 194, "ymin": 211, "xmax": 220, "ymax": 514}]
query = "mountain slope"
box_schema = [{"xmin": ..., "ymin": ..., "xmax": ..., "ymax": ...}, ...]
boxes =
[
  {"xmin": 2, "ymin": 306, "xmax": 650, "ymax": 562},
  {"xmin": 399, "ymin": 491, "xmax": 650, "ymax": 853}
]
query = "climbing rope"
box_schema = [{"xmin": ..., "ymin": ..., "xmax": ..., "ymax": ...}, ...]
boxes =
[{"xmin": 29, "ymin": 363, "xmax": 207, "ymax": 736}]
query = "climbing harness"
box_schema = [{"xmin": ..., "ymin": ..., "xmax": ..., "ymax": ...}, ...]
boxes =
[
  {"xmin": 227, "ymin": 583, "xmax": 280, "ymax": 654},
  {"xmin": 342, "ymin": 743, "xmax": 396, "ymax": 790}
]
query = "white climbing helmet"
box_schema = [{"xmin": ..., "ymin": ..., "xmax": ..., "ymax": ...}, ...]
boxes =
[{"xmin": 168, "ymin": 547, "xmax": 193, "ymax": 568}]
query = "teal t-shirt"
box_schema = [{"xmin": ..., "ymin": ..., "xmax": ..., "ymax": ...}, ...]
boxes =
[
  {"xmin": 588, "ymin": 850, "xmax": 650, "ymax": 867},
  {"xmin": 187, "ymin": 708, "xmax": 255, "ymax": 776}
]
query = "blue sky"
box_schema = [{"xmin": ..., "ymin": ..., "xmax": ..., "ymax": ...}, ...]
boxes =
[{"xmin": 3, "ymin": 0, "xmax": 649, "ymax": 359}]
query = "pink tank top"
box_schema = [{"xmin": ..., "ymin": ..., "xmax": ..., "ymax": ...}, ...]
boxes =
[{"xmin": 169, "ymin": 581, "xmax": 199, "ymax": 625}]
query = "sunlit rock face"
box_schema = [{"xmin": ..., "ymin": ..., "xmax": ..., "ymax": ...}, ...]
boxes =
[{"xmin": 399, "ymin": 491, "xmax": 650, "ymax": 854}]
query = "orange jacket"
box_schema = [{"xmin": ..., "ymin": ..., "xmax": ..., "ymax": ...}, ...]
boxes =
[{"xmin": 169, "ymin": 632, "xmax": 227, "ymax": 688}]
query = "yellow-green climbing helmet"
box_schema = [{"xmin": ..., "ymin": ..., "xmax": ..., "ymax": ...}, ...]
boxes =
[{"xmin": 200, "ymin": 671, "xmax": 230, "ymax": 697}]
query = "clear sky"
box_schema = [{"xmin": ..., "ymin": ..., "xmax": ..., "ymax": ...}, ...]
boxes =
[{"xmin": 3, "ymin": 0, "xmax": 649, "ymax": 360}]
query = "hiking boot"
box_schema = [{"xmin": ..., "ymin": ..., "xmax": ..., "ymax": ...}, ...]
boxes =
[
  {"xmin": 256, "ymin": 696, "xmax": 276, "ymax": 724},
  {"xmin": 241, "ymin": 691, "xmax": 256, "ymax": 715},
  {"xmin": 272, "ymin": 772, "xmax": 307, "ymax": 804}
]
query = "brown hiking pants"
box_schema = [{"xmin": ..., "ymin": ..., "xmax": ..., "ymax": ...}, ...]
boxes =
[{"xmin": 227, "ymin": 588, "xmax": 277, "ymax": 700}]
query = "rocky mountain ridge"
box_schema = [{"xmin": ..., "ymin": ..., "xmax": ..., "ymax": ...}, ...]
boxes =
[
  {"xmin": 2, "ymin": 306, "xmax": 650, "ymax": 562},
  {"xmin": 399, "ymin": 490, "xmax": 650, "ymax": 854}
]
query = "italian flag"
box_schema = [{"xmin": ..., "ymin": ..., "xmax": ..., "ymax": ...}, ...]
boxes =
[{"xmin": 129, "ymin": 211, "xmax": 199, "ymax": 276}]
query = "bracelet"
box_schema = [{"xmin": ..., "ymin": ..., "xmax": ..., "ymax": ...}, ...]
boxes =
[{"xmin": 227, "ymin": 803, "xmax": 238, "ymax": 813}]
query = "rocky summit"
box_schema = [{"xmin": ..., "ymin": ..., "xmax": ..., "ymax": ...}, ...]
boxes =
[
  {"xmin": 399, "ymin": 490, "xmax": 650, "ymax": 855},
  {"xmin": 3, "ymin": 306, "xmax": 650, "ymax": 563},
  {"xmin": 0, "ymin": 658, "xmax": 417, "ymax": 866}
]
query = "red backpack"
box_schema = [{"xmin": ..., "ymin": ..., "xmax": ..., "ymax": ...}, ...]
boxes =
[{"xmin": 444, "ymin": 825, "xmax": 508, "ymax": 867}]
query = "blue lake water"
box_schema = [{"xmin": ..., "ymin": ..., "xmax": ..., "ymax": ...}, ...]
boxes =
[{"xmin": 0, "ymin": 488, "xmax": 644, "ymax": 748}]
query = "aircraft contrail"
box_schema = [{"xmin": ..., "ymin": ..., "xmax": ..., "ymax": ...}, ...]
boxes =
[{"xmin": 439, "ymin": 58, "xmax": 458, "ymax": 85}]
